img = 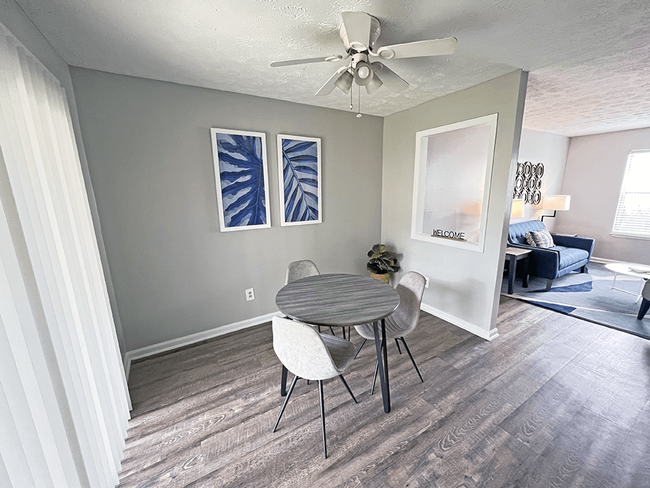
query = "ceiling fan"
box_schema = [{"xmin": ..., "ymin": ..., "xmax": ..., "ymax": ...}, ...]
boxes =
[{"xmin": 271, "ymin": 11, "xmax": 458, "ymax": 96}]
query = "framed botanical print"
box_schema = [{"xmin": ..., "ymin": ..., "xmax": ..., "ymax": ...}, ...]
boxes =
[
  {"xmin": 277, "ymin": 134, "xmax": 322, "ymax": 226},
  {"xmin": 210, "ymin": 128, "xmax": 271, "ymax": 232}
]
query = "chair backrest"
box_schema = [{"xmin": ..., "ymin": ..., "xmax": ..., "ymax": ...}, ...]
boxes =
[
  {"xmin": 508, "ymin": 220, "xmax": 547, "ymax": 246},
  {"xmin": 286, "ymin": 260, "xmax": 320, "ymax": 285},
  {"xmin": 388, "ymin": 271, "xmax": 426, "ymax": 335},
  {"xmin": 272, "ymin": 316, "xmax": 340, "ymax": 380}
]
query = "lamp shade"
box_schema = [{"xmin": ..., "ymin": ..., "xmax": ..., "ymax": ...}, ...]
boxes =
[
  {"xmin": 510, "ymin": 199, "xmax": 524, "ymax": 219},
  {"xmin": 542, "ymin": 195, "xmax": 571, "ymax": 211}
]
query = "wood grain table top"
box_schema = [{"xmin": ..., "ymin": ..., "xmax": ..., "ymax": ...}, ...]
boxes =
[{"xmin": 275, "ymin": 273, "xmax": 400, "ymax": 327}]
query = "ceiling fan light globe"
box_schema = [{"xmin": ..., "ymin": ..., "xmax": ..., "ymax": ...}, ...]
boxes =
[
  {"xmin": 357, "ymin": 65, "xmax": 371, "ymax": 79},
  {"xmin": 334, "ymin": 70, "xmax": 353, "ymax": 93},
  {"xmin": 366, "ymin": 74, "xmax": 383, "ymax": 94},
  {"xmin": 353, "ymin": 61, "xmax": 373, "ymax": 86}
]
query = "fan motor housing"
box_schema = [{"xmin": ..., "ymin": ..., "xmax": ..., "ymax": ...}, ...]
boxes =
[{"xmin": 339, "ymin": 13, "xmax": 381, "ymax": 53}]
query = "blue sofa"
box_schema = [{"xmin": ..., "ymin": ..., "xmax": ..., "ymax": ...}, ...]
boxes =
[{"xmin": 508, "ymin": 220, "xmax": 595, "ymax": 291}]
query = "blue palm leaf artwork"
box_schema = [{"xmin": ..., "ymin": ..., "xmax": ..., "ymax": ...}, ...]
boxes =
[
  {"xmin": 280, "ymin": 137, "xmax": 320, "ymax": 224},
  {"xmin": 214, "ymin": 131, "xmax": 269, "ymax": 229}
]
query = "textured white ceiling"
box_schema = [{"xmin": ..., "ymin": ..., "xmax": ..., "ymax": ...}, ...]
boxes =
[{"xmin": 15, "ymin": 0, "xmax": 650, "ymax": 136}]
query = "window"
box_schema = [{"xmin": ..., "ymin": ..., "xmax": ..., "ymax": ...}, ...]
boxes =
[{"xmin": 612, "ymin": 150, "xmax": 650, "ymax": 238}]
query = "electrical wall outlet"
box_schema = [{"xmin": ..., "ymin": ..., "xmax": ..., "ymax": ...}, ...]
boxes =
[
  {"xmin": 424, "ymin": 276, "xmax": 430, "ymax": 288},
  {"xmin": 245, "ymin": 288, "xmax": 255, "ymax": 301}
]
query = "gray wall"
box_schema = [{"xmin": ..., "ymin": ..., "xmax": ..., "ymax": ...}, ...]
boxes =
[
  {"xmin": 381, "ymin": 70, "xmax": 527, "ymax": 339},
  {"xmin": 514, "ymin": 128, "xmax": 570, "ymax": 230},
  {"xmin": 70, "ymin": 68, "xmax": 384, "ymax": 351},
  {"xmin": 556, "ymin": 127, "xmax": 650, "ymax": 264}
]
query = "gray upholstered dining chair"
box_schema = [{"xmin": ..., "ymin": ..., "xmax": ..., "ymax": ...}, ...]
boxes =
[
  {"xmin": 285, "ymin": 260, "xmax": 337, "ymax": 338},
  {"xmin": 286, "ymin": 259, "xmax": 320, "ymax": 284},
  {"xmin": 354, "ymin": 271, "xmax": 426, "ymax": 394},
  {"xmin": 280, "ymin": 260, "xmax": 337, "ymax": 396},
  {"xmin": 271, "ymin": 316, "xmax": 358, "ymax": 458}
]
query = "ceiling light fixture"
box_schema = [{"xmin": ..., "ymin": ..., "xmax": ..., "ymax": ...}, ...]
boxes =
[
  {"xmin": 334, "ymin": 69, "xmax": 353, "ymax": 94},
  {"xmin": 366, "ymin": 72, "xmax": 383, "ymax": 94}
]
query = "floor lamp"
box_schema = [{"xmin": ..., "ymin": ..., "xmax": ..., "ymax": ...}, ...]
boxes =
[
  {"xmin": 511, "ymin": 198, "xmax": 524, "ymax": 219},
  {"xmin": 540, "ymin": 195, "xmax": 571, "ymax": 222}
]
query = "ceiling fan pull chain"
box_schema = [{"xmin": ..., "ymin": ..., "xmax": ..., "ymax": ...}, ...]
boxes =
[
  {"xmin": 350, "ymin": 84, "xmax": 353, "ymax": 111},
  {"xmin": 357, "ymin": 84, "xmax": 362, "ymax": 118}
]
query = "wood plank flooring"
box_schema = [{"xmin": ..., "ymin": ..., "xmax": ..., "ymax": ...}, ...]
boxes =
[{"xmin": 119, "ymin": 298, "xmax": 650, "ymax": 487}]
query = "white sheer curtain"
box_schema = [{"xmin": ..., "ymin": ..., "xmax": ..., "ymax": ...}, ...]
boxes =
[{"xmin": 0, "ymin": 23, "xmax": 130, "ymax": 488}]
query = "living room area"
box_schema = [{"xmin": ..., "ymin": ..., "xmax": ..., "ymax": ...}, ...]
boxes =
[{"xmin": 506, "ymin": 126, "xmax": 650, "ymax": 340}]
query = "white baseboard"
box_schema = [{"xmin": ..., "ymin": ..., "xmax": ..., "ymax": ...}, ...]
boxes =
[
  {"xmin": 420, "ymin": 303, "xmax": 499, "ymax": 341},
  {"xmin": 590, "ymin": 256, "xmax": 617, "ymax": 264},
  {"xmin": 123, "ymin": 311, "xmax": 282, "ymax": 380}
]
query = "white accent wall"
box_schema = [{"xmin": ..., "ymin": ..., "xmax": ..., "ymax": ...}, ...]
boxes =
[
  {"xmin": 555, "ymin": 127, "xmax": 650, "ymax": 264},
  {"xmin": 514, "ymin": 129, "xmax": 570, "ymax": 230},
  {"xmin": 381, "ymin": 70, "xmax": 528, "ymax": 340}
]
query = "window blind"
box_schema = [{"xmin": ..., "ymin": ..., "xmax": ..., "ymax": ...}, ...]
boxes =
[
  {"xmin": 0, "ymin": 23, "xmax": 130, "ymax": 487},
  {"xmin": 612, "ymin": 150, "xmax": 650, "ymax": 238}
]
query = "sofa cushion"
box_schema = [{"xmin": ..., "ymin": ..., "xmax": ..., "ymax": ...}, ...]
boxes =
[
  {"xmin": 526, "ymin": 229, "xmax": 555, "ymax": 248},
  {"xmin": 551, "ymin": 246, "xmax": 590, "ymax": 269},
  {"xmin": 508, "ymin": 220, "xmax": 547, "ymax": 245}
]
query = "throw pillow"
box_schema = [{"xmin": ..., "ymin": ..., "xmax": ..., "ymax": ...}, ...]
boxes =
[
  {"xmin": 526, "ymin": 229, "xmax": 555, "ymax": 248},
  {"xmin": 525, "ymin": 231, "xmax": 536, "ymax": 247}
]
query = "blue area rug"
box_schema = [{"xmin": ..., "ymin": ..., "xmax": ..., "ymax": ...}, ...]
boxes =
[{"xmin": 502, "ymin": 262, "xmax": 650, "ymax": 341}]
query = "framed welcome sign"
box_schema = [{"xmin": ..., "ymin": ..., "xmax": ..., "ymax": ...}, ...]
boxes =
[{"xmin": 410, "ymin": 114, "xmax": 498, "ymax": 252}]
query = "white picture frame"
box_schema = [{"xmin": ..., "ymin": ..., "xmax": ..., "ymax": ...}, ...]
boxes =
[
  {"xmin": 410, "ymin": 114, "xmax": 498, "ymax": 252},
  {"xmin": 277, "ymin": 134, "xmax": 322, "ymax": 226},
  {"xmin": 210, "ymin": 128, "xmax": 271, "ymax": 232}
]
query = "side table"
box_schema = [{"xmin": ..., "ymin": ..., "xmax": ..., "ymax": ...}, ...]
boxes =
[{"xmin": 505, "ymin": 247, "xmax": 531, "ymax": 294}]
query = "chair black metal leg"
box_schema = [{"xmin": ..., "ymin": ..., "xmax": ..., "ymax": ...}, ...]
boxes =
[
  {"xmin": 329, "ymin": 326, "xmax": 336, "ymax": 336},
  {"xmin": 370, "ymin": 358, "xmax": 379, "ymax": 395},
  {"xmin": 395, "ymin": 338, "xmax": 402, "ymax": 354},
  {"xmin": 399, "ymin": 337, "xmax": 423, "ymax": 382},
  {"xmin": 338, "ymin": 375, "xmax": 358, "ymax": 403},
  {"xmin": 273, "ymin": 375, "xmax": 299, "ymax": 432},
  {"xmin": 280, "ymin": 365, "xmax": 288, "ymax": 397},
  {"xmin": 354, "ymin": 338, "xmax": 367, "ymax": 359},
  {"xmin": 370, "ymin": 338, "xmax": 383, "ymax": 395},
  {"xmin": 318, "ymin": 380, "xmax": 327, "ymax": 459}
]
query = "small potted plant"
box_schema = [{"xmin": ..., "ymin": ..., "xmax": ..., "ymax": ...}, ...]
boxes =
[{"xmin": 367, "ymin": 244, "xmax": 400, "ymax": 284}]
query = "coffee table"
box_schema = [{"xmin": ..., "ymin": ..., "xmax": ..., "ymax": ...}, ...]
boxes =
[{"xmin": 605, "ymin": 262, "xmax": 650, "ymax": 301}]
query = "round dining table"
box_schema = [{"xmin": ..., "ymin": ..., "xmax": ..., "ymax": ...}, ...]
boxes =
[{"xmin": 275, "ymin": 273, "xmax": 400, "ymax": 413}]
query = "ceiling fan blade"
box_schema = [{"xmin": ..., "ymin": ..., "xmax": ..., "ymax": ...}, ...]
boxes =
[
  {"xmin": 370, "ymin": 62, "xmax": 409, "ymax": 92},
  {"xmin": 315, "ymin": 67, "xmax": 349, "ymax": 96},
  {"xmin": 373, "ymin": 37, "xmax": 458, "ymax": 60},
  {"xmin": 341, "ymin": 11, "xmax": 374, "ymax": 51},
  {"xmin": 271, "ymin": 54, "xmax": 344, "ymax": 68}
]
